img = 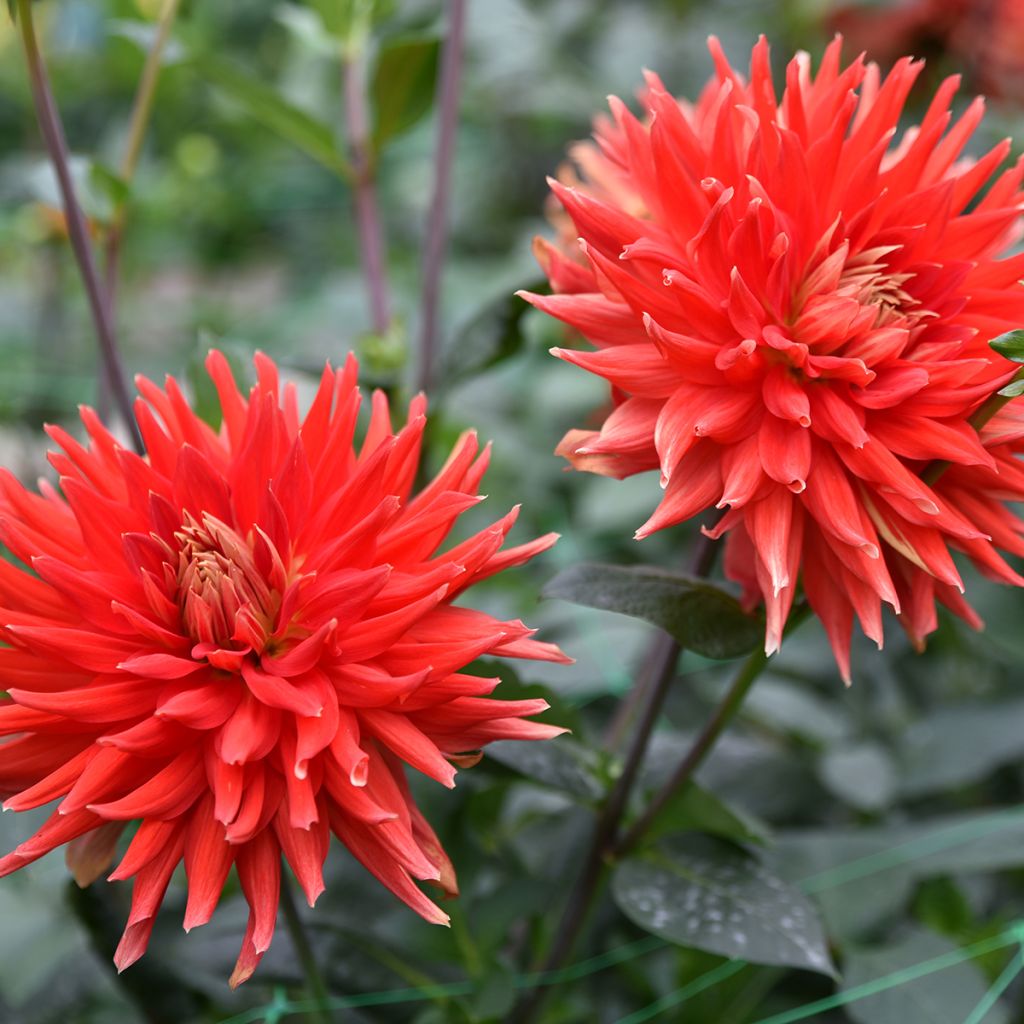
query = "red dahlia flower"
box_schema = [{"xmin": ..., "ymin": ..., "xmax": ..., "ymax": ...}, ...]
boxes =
[
  {"xmin": 528, "ymin": 36, "xmax": 1024, "ymax": 680},
  {"xmin": 0, "ymin": 351, "xmax": 567, "ymax": 984}
]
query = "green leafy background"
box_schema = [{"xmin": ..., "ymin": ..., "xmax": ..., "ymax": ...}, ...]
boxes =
[{"xmin": 2, "ymin": 0, "xmax": 1024, "ymax": 1021}]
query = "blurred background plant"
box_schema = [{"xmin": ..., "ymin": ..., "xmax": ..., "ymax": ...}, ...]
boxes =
[{"xmin": 3, "ymin": 0, "xmax": 1024, "ymax": 1022}]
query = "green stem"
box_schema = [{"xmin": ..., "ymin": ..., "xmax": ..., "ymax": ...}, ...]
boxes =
[
  {"xmin": 279, "ymin": 871, "xmax": 332, "ymax": 1024},
  {"xmin": 505, "ymin": 633, "xmax": 681, "ymax": 1024},
  {"xmin": 614, "ymin": 646, "xmax": 766, "ymax": 857},
  {"xmin": 614, "ymin": 603, "xmax": 809, "ymax": 859},
  {"xmin": 104, "ymin": 0, "xmax": 182, "ymax": 303},
  {"xmin": 15, "ymin": 0, "xmax": 143, "ymax": 452}
]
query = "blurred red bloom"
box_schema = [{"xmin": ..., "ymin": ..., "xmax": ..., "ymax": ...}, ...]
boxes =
[
  {"xmin": 527, "ymin": 37, "xmax": 1024, "ymax": 680},
  {"xmin": 0, "ymin": 352, "xmax": 567, "ymax": 984},
  {"xmin": 829, "ymin": 0, "xmax": 1024, "ymax": 100}
]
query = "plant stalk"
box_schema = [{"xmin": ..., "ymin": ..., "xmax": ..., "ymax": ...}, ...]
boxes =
[
  {"xmin": 279, "ymin": 871, "xmax": 332, "ymax": 1024},
  {"xmin": 342, "ymin": 47, "xmax": 391, "ymax": 337},
  {"xmin": 614, "ymin": 645, "xmax": 767, "ymax": 858},
  {"xmin": 415, "ymin": 0, "xmax": 467, "ymax": 396},
  {"xmin": 103, "ymin": 0, "xmax": 182, "ymax": 311},
  {"xmin": 616, "ymin": 601, "xmax": 811, "ymax": 859},
  {"xmin": 506, "ymin": 632, "xmax": 681, "ymax": 1024},
  {"xmin": 16, "ymin": 0, "xmax": 143, "ymax": 453}
]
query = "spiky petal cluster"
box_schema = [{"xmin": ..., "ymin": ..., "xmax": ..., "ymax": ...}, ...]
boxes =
[
  {"xmin": 0, "ymin": 352, "xmax": 567, "ymax": 984},
  {"xmin": 528, "ymin": 37, "xmax": 1024, "ymax": 679}
]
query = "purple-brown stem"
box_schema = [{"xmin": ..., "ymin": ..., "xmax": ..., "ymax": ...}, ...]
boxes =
[
  {"xmin": 98, "ymin": 0, "xmax": 181, "ymax": 420},
  {"xmin": 415, "ymin": 0, "xmax": 467, "ymax": 396},
  {"xmin": 16, "ymin": 0, "xmax": 142, "ymax": 453}
]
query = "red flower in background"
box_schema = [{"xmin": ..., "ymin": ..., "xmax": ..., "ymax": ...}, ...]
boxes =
[
  {"xmin": 829, "ymin": 0, "xmax": 1024, "ymax": 101},
  {"xmin": 0, "ymin": 352, "xmax": 567, "ymax": 984},
  {"xmin": 528, "ymin": 37, "xmax": 1024, "ymax": 680}
]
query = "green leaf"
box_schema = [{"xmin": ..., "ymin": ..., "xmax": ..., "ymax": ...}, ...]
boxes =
[
  {"xmin": 275, "ymin": 4, "xmax": 339, "ymax": 55},
  {"xmin": 841, "ymin": 929, "xmax": 1009, "ymax": 1024},
  {"xmin": 989, "ymin": 329, "xmax": 1024, "ymax": 362},
  {"xmin": 745, "ymin": 679, "xmax": 850, "ymax": 745},
  {"xmin": 543, "ymin": 563, "xmax": 763, "ymax": 660},
  {"xmin": 486, "ymin": 736, "xmax": 605, "ymax": 802},
  {"xmin": 370, "ymin": 35, "xmax": 440, "ymax": 148},
  {"xmin": 896, "ymin": 698, "xmax": 1024, "ymax": 798},
  {"xmin": 819, "ymin": 740, "xmax": 897, "ymax": 813},
  {"xmin": 998, "ymin": 375, "xmax": 1024, "ymax": 398},
  {"xmin": 307, "ymin": 0, "xmax": 390, "ymax": 39},
  {"xmin": 913, "ymin": 877, "xmax": 974, "ymax": 936},
  {"xmin": 195, "ymin": 55, "xmax": 351, "ymax": 178},
  {"xmin": 440, "ymin": 282, "xmax": 547, "ymax": 387},
  {"xmin": 635, "ymin": 780, "xmax": 770, "ymax": 848},
  {"xmin": 613, "ymin": 836, "xmax": 837, "ymax": 977}
]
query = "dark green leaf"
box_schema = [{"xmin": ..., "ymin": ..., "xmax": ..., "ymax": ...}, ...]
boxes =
[
  {"xmin": 195, "ymin": 56, "xmax": 350, "ymax": 177},
  {"xmin": 543, "ymin": 563, "xmax": 763, "ymax": 660},
  {"xmin": 370, "ymin": 35, "xmax": 440, "ymax": 148},
  {"xmin": 896, "ymin": 698, "xmax": 1024, "ymax": 798},
  {"xmin": 486, "ymin": 737, "xmax": 605, "ymax": 802},
  {"xmin": 913, "ymin": 877, "xmax": 974, "ymax": 936},
  {"xmin": 613, "ymin": 837, "xmax": 837, "ymax": 977},
  {"xmin": 842, "ymin": 929, "xmax": 1009, "ymax": 1024},
  {"xmin": 989, "ymin": 329, "xmax": 1024, "ymax": 363},
  {"xmin": 635, "ymin": 780, "xmax": 770, "ymax": 847},
  {"xmin": 441, "ymin": 282, "xmax": 547, "ymax": 386},
  {"xmin": 819, "ymin": 741, "xmax": 897, "ymax": 812}
]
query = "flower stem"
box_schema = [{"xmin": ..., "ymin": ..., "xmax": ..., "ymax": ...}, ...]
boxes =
[
  {"xmin": 415, "ymin": 0, "xmax": 467, "ymax": 397},
  {"xmin": 616, "ymin": 601, "xmax": 811, "ymax": 859},
  {"xmin": 103, "ymin": 0, "xmax": 182, "ymax": 309},
  {"xmin": 15, "ymin": 0, "xmax": 143, "ymax": 453},
  {"xmin": 506, "ymin": 632, "xmax": 681, "ymax": 1024},
  {"xmin": 342, "ymin": 41, "xmax": 392, "ymax": 337},
  {"xmin": 509, "ymin": 528, "xmax": 722, "ymax": 1024},
  {"xmin": 615, "ymin": 646, "xmax": 767, "ymax": 858},
  {"xmin": 279, "ymin": 871, "xmax": 332, "ymax": 1024}
]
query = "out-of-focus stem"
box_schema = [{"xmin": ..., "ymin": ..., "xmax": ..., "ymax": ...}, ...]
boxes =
[
  {"xmin": 614, "ymin": 646, "xmax": 768, "ymax": 858},
  {"xmin": 615, "ymin": 601, "xmax": 811, "ymax": 859},
  {"xmin": 104, "ymin": 0, "xmax": 182, "ymax": 309},
  {"xmin": 279, "ymin": 872, "xmax": 332, "ymax": 1024},
  {"xmin": 16, "ymin": 0, "xmax": 143, "ymax": 452},
  {"xmin": 415, "ymin": 0, "xmax": 467, "ymax": 396},
  {"xmin": 506, "ymin": 633, "xmax": 681, "ymax": 1024},
  {"xmin": 342, "ymin": 48, "xmax": 391, "ymax": 337}
]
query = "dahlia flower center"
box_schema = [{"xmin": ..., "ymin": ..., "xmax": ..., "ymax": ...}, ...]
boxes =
[
  {"xmin": 175, "ymin": 513, "xmax": 276, "ymax": 652},
  {"xmin": 838, "ymin": 253, "xmax": 922, "ymax": 328}
]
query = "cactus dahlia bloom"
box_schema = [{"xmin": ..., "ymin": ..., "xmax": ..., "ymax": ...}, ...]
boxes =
[
  {"xmin": 528, "ymin": 36, "xmax": 1024, "ymax": 680},
  {"xmin": 0, "ymin": 352, "xmax": 567, "ymax": 984}
]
